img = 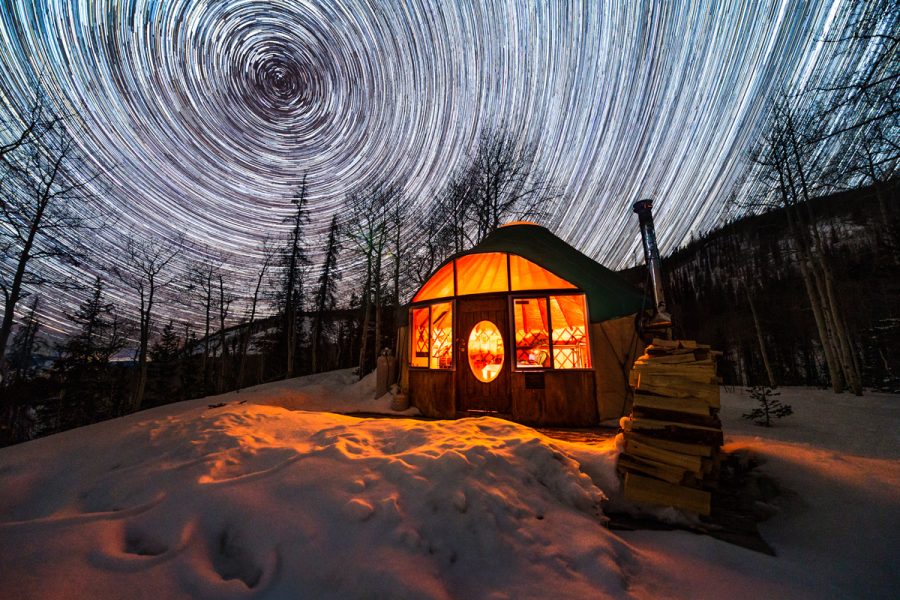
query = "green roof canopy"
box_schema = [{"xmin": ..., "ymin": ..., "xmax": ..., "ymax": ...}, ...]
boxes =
[{"xmin": 420, "ymin": 223, "xmax": 647, "ymax": 323}]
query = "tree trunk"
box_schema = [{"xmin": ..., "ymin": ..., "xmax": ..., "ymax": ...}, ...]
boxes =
[
  {"xmin": 745, "ymin": 282, "xmax": 775, "ymax": 387},
  {"xmin": 373, "ymin": 248, "xmax": 383, "ymax": 361},
  {"xmin": 358, "ymin": 257, "xmax": 373, "ymax": 380},
  {"xmin": 0, "ymin": 201, "xmax": 46, "ymax": 368},
  {"xmin": 217, "ymin": 279, "xmax": 228, "ymax": 393},
  {"xmin": 786, "ymin": 205, "xmax": 843, "ymax": 392},
  {"xmin": 788, "ymin": 119, "xmax": 863, "ymax": 395},
  {"xmin": 202, "ymin": 281, "xmax": 211, "ymax": 392}
]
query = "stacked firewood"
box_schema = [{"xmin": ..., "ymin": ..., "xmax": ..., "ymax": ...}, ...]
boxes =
[{"xmin": 617, "ymin": 339, "xmax": 723, "ymax": 516}]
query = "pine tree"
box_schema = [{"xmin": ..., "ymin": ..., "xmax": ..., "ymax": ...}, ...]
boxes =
[
  {"xmin": 51, "ymin": 277, "xmax": 126, "ymax": 430},
  {"xmin": 742, "ymin": 386, "xmax": 793, "ymax": 427},
  {"xmin": 280, "ymin": 175, "xmax": 310, "ymax": 378},
  {"xmin": 148, "ymin": 320, "xmax": 181, "ymax": 404},
  {"xmin": 311, "ymin": 214, "xmax": 342, "ymax": 373}
]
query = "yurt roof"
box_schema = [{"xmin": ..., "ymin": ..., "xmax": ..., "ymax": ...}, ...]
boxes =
[{"xmin": 412, "ymin": 223, "xmax": 647, "ymax": 323}]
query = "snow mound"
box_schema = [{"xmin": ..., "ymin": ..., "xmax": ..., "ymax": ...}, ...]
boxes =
[{"xmin": 0, "ymin": 402, "xmax": 633, "ymax": 599}]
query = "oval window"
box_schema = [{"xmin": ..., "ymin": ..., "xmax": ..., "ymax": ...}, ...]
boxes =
[{"xmin": 467, "ymin": 320, "xmax": 505, "ymax": 383}]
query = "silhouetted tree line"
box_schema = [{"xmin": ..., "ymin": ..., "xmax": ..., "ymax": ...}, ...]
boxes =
[
  {"xmin": 0, "ymin": 106, "xmax": 554, "ymax": 445},
  {"xmin": 626, "ymin": 181, "xmax": 899, "ymax": 392}
]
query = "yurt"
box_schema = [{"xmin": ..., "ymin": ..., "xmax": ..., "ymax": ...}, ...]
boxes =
[{"xmin": 397, "ymin": 222, "xmax": 648, "ymax": 426}]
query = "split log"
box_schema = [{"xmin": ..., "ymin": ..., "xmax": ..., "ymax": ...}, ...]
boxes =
[
  {"xmin": 618, "ymin": 454, "xmax": 687, "ymax": 484},
  {"xmin": 632, "ymin": 392, "xmax": 712, "ymax": 417},
  {"xmin": 623, "ymin": 472, "xmax": 711, "ymax": 516},
  {"xmin": 624, "ymin": 437, "xmax": 704, "ymax": 472},
  {"xmin": 624, "ymin": 431, "xmax": 713, "ymax": 457}
]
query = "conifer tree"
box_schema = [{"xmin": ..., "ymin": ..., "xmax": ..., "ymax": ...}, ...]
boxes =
[
  {"xmin": 311, "ymin": 214, "xmax": 342, "ymax": 373},
  {"xmin": 52, "ymin": 277, "xmax": 126, "ymax": 429},
  {"xmin": 280, "ymin": 174, "xmax": 310, "ymax": 378}
]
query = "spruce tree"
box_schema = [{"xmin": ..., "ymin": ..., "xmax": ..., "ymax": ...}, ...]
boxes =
[
  {"xmin": 280, "ymin": 174, "xmax": 310, "ymax": 378},
  {"xmin": 52, "ymin": 277, "xmax": 125, "ymax": 430},
  {"xmin": 310, "ymin": 214, "xmax": 342, "ymax": 373}
]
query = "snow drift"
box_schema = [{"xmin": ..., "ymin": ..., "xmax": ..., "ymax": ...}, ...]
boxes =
[
  {"xmin": 0, "ymin": 394, "xmax": 630, "ymax": 599},
  {"xmin": 1, "ymin": 374, "xmax": 898, "ymax": 599}
]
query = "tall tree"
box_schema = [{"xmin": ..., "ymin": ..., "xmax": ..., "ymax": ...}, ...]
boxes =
[
  {"xmin": 748, "ymin": 96, "xmax": 862, "ymax": 394},
  {"xmin": 0, "ymin": 96, "xmax": 99, "ymax": 369},
  {"xmin": 463, "ymin": 127, "xmax": 558, "ymax": 243},
  {"xmin": 53, "ymin": 277, "xmax": 127, "ymax": 428},
  {"xmin": 280, "ymin": 175, "xmax": 310, "ymax": 378},
  {"xmin": 187, "ymin": 256, "xmax": 220, "ymax": 394},
  {"xmin": 116, "ymin": 235, "xmax": 180, "ymax": 411},
  {"xmin": 6, "ymin": 296, "xmax": 42, "ymax": 386},
  {"xmin": 149, "ymin": 320, "xmax": 182, "ymax": 404},
  {"xmin": 344, "ymin": 181, "xmax": 395, "ymax": 378},
  {"xmin": 310, "ymin": 214, "xmax": 342, "ymax": 373},
  {"xmin": 215, "ymin": 267, "xmax": 235, "ymax": 393},
  {"xmin": 237, "ymin": 240, "xmax": 275, "ymax": 391}
]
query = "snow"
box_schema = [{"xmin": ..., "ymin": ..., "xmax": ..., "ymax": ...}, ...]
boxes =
[{"xmin": 0, "ymin": 379, "xmax": 898, "ymax": 598}]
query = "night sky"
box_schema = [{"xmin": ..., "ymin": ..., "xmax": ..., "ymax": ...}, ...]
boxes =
[{"xmin": 0, "ymin": 0, "xmax": 868, "ymax": 331}]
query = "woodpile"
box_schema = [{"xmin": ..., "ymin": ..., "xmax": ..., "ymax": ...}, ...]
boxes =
[{"xmin": 618, "ymin": 338, "xmax": 723, "ymax": 516}]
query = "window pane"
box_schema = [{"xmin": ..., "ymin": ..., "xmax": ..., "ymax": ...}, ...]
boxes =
[
  {"xmin": 513, "ymin": 297, "xmax": 550, "ymax": 368},
  {"xmin": 412, "ymin": 261, "xmax": 455, "ymax": 302},
  {"xmin": 455, "ymin": 253, "xmax": 508, "ymax": 296},
  {"xmin": 430, "ymin": 302, "xmax": 454, "ymax": 369},
  {"xmin": 509, "ymin": 255, "xmax": 577, "ymax": 291},
  {"xmin": 467, "ymin": 320, "xmax": 504, "ymax": 382},
  {"xmin": 551, "ymin": 295, "xmax": 592, "ymax": 369},
  {"xmin": 410, "ymin": 307, "xmax": 430, "ymax": 367}
]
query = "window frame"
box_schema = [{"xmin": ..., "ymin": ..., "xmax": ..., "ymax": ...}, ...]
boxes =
[
  {"xmin": 508, "ymin": 291, "xmax": 593, "ymax": 372},
  {"xmin": 408, "ymin": 299, "xmax": 456, "ymax": 371}
]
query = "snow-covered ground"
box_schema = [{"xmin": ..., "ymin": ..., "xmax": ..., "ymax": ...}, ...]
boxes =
[{"xmin": 0, "ymin": 376, "xmax": 897, "ymax": 599}]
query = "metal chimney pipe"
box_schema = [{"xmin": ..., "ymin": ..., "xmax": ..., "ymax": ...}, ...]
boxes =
[{"xmin": 632, "ymin": 199, "xmax": 672, "ymax": 329}]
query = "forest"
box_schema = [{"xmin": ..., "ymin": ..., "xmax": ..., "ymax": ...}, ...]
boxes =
[
  {"xmin": 627, "ymin": 181, "xmax": 900, "ymax": 392},
  {"xmin": 0, "ymin": 2, "xmax": 896, "ymax": 446}
]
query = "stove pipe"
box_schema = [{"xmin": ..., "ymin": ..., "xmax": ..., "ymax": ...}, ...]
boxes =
[{"xmin": 632, "ymin": 199, "xmax": 672, "ymax": 329}]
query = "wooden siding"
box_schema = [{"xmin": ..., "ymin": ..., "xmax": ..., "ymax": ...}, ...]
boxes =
[{"xmin": 409, "ymin": 369, "xmax": 455, "ymax": 418}]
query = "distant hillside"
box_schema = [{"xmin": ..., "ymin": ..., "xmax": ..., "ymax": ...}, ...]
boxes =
[{"xmin": 620, "ymin": 182, "xmax": 900, "ymax": 390}]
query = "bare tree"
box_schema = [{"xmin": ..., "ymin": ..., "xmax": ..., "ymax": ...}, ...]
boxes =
[
  {"xmin": 747, "ymin": 96, "xmax": 863, "ymax": 394},
  {"xmin": 0, "ymin": 98, "xmax": 100, "ymax": 370},
  {"xmin": 237, "ymin": 239, "xmax": 275, "ymax": 391},
  {"xmin": 187, "ymin": 253, "xmax": 222, "ymax": 393},
  {"xmin": 818, "ymin": 0, "xmax": 899, "ymax": 137},
  {"xmin": 343, "ymin": 180, "xmax": 396, "ymax": 378},
  {"xmin": 215, "ymin": 267, "xmax": 235, "ymax": 393},
  {"xmin": 463, "ymin": 127, "xmax": 559, "ymax": 243},
  {"xmin": 115, "ymin": 235, "xmax": 181, "ymax": 411}
]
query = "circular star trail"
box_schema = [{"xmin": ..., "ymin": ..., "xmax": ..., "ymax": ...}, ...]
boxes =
[{"xmin": 0, "ymin": 0, "xmax": 865, "ymax": 329}]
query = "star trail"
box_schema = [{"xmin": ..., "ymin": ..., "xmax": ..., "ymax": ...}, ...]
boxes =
[{"xmin": 0, "ymin": 0, "xmax": 871, "ymax": 330}]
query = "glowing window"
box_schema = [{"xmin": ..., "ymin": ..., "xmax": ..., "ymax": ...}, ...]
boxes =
[
  {"xmin": 467, "ymin": 321, "xmax": 504, "ymax": 382},
  {"xmin": 409, "ymin": 302, "xmax": 454, "ymax": 370},
  {"xmin": 550, "ymin": 295, "xmax": 592, "ymax": 369},
  {"xmin": 509, "ymin": 255, "xmax": 577, "ymax": 291},
  {"xmin": 410, "ymin": 307, "xmax": 430, "ymax": 368},
  {"xmin": 430, "ymin": 302, "xmax": 453, "ymax": 369},
  {"xmin": 455, "ymin": 253, "xmax": 509, "ymax": 296},
  {"xmin": 412, "ymin": 261, "xmax": 455, "ymax": 302},
  {"xmin": 513, "ymin": 298, "xmax": 550, "ymax": 368},
  {"xmin": 513, "ymin": 294, "xmax": 591, "ymax": 370}
]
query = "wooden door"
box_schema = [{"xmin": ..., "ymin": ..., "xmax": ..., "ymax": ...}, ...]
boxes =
[{"xmin": 456, "ymin": 297, "xmax": 511, "ymax": 414}]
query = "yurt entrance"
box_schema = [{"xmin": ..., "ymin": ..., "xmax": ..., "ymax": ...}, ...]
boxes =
[{"xmin": 456, "ymin": 297, "xmax": 511, "ymax": 414}]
